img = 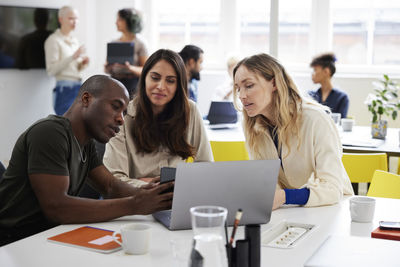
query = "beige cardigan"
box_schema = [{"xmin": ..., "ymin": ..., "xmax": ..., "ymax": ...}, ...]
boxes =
[
  {"xmin": 103, "ymin": 100, "xmax": 213, "ymax": 187},
  {"xmin": 247, "ymin": 102, "xmax": 354, "ymax": 207}
]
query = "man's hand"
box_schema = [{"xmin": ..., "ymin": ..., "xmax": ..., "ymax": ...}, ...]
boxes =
[
  {"xmin": 129, "ymin": 182, "xmax": 174, "ymax": 215},
  {"xmin": 272, "ymin": 188, "xmax": 286, "ymax": 210}
]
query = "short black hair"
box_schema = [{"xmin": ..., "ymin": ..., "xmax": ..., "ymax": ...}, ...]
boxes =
[
  {"xmin": 178, "ymin": 45, "xmax": 204, "ymax": 64},
  {"xmin": 310, "ymin": 53, "xmax": 336, "ymax": 76},
  {"xmin": 118, "ymin": 8, "xmax": 143, "ymax": 34},
  {"xmin": 77, "ymin": 75, "xmax": 125, "ymax": 98}
]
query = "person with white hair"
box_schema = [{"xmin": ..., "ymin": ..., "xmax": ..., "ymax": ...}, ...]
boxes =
[{"xmin": 44, "ymin": 5, "xmax": 89, "ymax": 115}]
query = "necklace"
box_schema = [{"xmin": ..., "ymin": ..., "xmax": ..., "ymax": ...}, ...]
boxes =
[{"xmin": 72, "ymin": 134, "xmax": 87, "ymax": 163}]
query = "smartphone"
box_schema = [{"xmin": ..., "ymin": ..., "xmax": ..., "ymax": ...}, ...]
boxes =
[
  {"xmin": 160, "ymin": 167, "xmax": 176, "ymax": 193},
  {"xmin": 379, "ymin": 221, "xmax": 400, "ymax": 230}
]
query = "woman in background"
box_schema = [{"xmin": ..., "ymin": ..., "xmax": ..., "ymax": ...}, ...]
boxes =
[
  {"xmin": 105, "ymin": 8, "xmax": 148, "ymax": 98},
  {"xmin": 233, "ymin": 53, "xmax": 353, "ymax": 210},
  {"xmin": 103, "ymin": 49, "xmax": 212, "ymax": 187},
  {"xmin": 308, "ymin": 53, "xmax": 349, "ymax": 118}
]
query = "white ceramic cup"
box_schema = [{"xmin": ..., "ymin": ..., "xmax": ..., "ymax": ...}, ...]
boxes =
[
  {"xmin": 341, "ymin": 118, "xmax": 354, "ymax": 132},
  {"xmin": 349, "ymin": 196, "xmax": 376, "ymax": 223},
  {"xmin": 331, "ymin": 113, "xmax": 341, "ymax": 126},
  {"xmin": 112, "ymin": 223, "xmax": 151, "ymax": 255}
]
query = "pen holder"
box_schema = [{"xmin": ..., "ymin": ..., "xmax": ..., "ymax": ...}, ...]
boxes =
[
  {"xmin": 245, "ymin": 224, "xmax": 260, "ymax": 267},
  {"xmin": 226, "ymin": 239, "xmax": 249, "ymax": 267}
]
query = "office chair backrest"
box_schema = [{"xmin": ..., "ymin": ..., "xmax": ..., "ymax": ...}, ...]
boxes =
[
  {"xmin": 367, "ymin": 170, "xmax": 400, "ymax": 199},
  {"xmin": 210, "ymin": 141, "xmax": 249, "ymax": 161},
  {"xmin": 342, "ymin": 153, "xmax": 388, "ymax": 183}
]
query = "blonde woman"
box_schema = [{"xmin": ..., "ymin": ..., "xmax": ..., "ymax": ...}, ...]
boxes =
[{"xmin": 233, "ymin": 53, "xmax": 353, "ymax": 210}]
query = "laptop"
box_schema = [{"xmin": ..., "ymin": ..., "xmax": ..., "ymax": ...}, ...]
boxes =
[
  {"xmin": 206, "ymin": 101, "xmax": 238, "ymax": 125},
  {"xmin": 153, "ymin": 160, "xmax": 280, "ymax": 230},
  {"xmin": 304, "ymin": 235, "xmax": 400, "ymax": 267},
  {"xmin": 106, "ymin": 42, "xmax": 134, "ymax": 65}
]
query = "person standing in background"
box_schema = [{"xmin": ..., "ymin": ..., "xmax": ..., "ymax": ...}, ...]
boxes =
[
  {"xmin": 212, "ymin": 56, "xmax": 239, "ymax": 101},
  {"xmin": 105, "ymin": 8, "xmax": 148, "ymax": 98},
  {"xmin": 178, "ymin": 45, "xmax": 204, "ymax": 102},
  {"xmin": 308, "ymin": 53, "xmax": 349, "ymax": 118},
  {"xmin": 44, "ymin": 6, "xmax": 89, "ymax": 115}
]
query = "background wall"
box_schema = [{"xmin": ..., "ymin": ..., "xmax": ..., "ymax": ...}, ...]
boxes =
[{"xmin": 0, "ymin": 0, "xmax": 399, "ymax": 164}]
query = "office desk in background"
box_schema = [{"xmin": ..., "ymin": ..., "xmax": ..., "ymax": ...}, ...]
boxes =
[
  {"xmin": 1, "ymin": 197, "xmax": 399, "ymax": 267},
  {"xmin": 206, "ymin": 125, "xmax": 400, "ymax": 157}
]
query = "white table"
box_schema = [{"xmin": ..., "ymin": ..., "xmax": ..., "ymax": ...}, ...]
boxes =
[
  {"xmin": 1, "ymin": 197, "xmax": 399, "ymax": 267},
  {"xmin": 206, "ymin": 124, "xmax": 400, "ymax": 157}
]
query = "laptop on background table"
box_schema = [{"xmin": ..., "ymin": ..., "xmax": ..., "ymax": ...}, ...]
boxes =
[
  {"xmin": 153, "ymin": 160, "xmax": 280, "ymax": 230},
  {"xmin": 206, "ymin": 101, "xmax": 238, "ymax": 125},
  {"xmin": 106, "ymin": 42, "xmax": 134, "ymax": 65}
]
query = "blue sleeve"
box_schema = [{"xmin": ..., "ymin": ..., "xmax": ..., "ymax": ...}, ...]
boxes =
[
  {"xmin": 337, "ymin": 94, "xmax": 349, "ymax": 118},
  {"xmin": 284, "ymin": 188, "xmax": 310, "ymax": 205}
]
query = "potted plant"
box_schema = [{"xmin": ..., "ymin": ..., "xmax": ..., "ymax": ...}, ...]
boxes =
[{"xmin": 365, "ymin": 74, "xmax": 400, "ymax": 139}]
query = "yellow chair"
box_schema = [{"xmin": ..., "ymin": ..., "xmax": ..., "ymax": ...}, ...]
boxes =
[
  {"xmin": 367, "ymin": 170, "xmax": 400, "ymax": 199},
  {"xmin": 210, "ymin": 141, "xmax": 249, "ymax": 161},
  {"xmin": 342, "ymin": 153, "xmax": 388, "ymax": 195}
]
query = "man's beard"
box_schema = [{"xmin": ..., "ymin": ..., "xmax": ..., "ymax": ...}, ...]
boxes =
[{"xmin": 190, "ymin": 70, "xmax": 200, "ymax": 81}]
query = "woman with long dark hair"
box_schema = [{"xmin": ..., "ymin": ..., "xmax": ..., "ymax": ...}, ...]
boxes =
[{"xmin": 103, "ymin": 49, "xmax": 212, "ymax": 187}]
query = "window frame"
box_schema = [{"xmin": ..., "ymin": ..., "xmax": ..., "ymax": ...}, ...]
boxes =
[{"xmin": 138, "ymin": 0, "xmax": 400, "ymax": 77}]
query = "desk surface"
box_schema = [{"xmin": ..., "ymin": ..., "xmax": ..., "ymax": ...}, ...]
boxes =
[
  {"xmin": 207, "ymin": 125, "xmax": 400, "ymax": 157},
  {"xmin": 1, "ymin": 197, "xmax": 399, "ymax": 267}
]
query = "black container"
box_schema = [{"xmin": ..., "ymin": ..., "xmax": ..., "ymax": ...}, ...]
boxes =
[
  {"xmin": 245, "ymin": 224, "xmax": 260, "ymax": 267},
  {"xmin": 226, "ymin": 239, "xmax": 249, "ymax": 267}
]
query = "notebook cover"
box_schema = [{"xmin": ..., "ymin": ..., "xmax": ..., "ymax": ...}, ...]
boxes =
[
  {"xmin": 47, "ymin": 226, "xmax": 122, "ymax": 253},
  {"xmin": 371, "ymin": 227, "xmax": 400, "ymax": 241}
]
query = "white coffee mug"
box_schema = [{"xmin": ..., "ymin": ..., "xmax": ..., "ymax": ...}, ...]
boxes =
[
  {"xmin": 112, "ymin": 223, "xmax": 151, "ymax": 255},
  {"xmin": 349, "ymin": 196, "xmax": 376, "ymax": 223},
  {"xmin": 341, "ymin": 118, "xmax": 354, "ymax": 132}
]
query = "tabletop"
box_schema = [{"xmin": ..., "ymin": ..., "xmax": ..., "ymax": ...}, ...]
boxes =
[
  {"xmin": 206, "ymin": 124, "xmax": 400, "ymax": 157},
  {"xmin": 1, "ymin": 197, "xmax": 399, "ymax": 267}
]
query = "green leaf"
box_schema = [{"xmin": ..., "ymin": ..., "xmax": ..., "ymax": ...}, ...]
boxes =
[
  {"xmin": 373, "ymin": 114, "xmax": 378, "ymax": 123},
  {"xmin": 384, "ymin": 74, "xmax": 389, "ymax": 81},
  {"xmin": 393, "ymin": 110, "xmax": 398, "ymax": 120}
]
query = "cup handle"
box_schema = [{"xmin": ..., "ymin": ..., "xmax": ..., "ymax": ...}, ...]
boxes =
[{"xmin": 112, "ymin": 231, "xmax": 123, "ymax": 246}]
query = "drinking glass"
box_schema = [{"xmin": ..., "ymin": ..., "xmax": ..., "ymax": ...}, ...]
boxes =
[{"xmin": 190, "ymin": 206, "xmax": 228, "ymax": 267}]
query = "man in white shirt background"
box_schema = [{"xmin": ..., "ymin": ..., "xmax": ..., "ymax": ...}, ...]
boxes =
[{"xmin": 44, "ymin": 6, "xmax": 89, "ymax": 115}]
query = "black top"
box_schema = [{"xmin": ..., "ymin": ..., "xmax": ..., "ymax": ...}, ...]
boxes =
[
  {"xmin": 308, "ymin": 88, "xmax": 349, "ymax": 118},
  {"xmin": 0, "ymin": 115, "xmax": 102, "ymax": 240}
]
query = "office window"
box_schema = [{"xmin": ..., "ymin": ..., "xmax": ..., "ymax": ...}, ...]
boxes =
[
  {"xmin": 278, "ymin": 0, "xmax": 312, "ymax": 64},
  {"xmin": 156, "ymin": 0, "xmax": 220, "ymax": 65},
  {"xmin": 332, "ymin": 0, "xmax": 400, "ymax": 65},
  {"xmin": 238, "ymin": 0, "xmax": 270, "ymax": 57},
  {"xmin": 373, "ymin": 5, "xmax": 400, "ymax": 65}
]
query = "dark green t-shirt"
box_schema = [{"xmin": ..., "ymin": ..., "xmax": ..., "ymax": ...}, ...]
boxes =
[{"xmin": 0, "ymin": 115, "xmax": 102, "ymax": 233}]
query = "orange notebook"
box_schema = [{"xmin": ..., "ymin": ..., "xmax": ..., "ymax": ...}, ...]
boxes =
[
  {"xmin": 47, "ymin": 226, "xmax": 122, "ymax": 253},
  {"xmin": 371, "ymin": 227, "xmax": 400, "ymax": 241}
]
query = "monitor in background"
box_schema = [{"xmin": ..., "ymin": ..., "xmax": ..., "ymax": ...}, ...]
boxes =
[
  {"xmin": 0, "ymin": 5, "xmax": 58, "ymax": 69},
  {"xmin": 206, "ymin": 101, "xmax": 238, "ymax": 125},
  {"xmin": 106, "ymin": 42, "xmax": 134, "ymax": 65}
]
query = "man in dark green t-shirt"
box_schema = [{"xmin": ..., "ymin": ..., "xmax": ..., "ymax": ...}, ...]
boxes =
[{"xmin": 0, "ymin": 75, "xmax": 173, "ymax": 246}]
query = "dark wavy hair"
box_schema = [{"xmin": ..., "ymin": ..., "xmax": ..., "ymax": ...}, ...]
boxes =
[
  {"xmin": 131, "ymin": 49, "xmax": 195, "ymax": 159},
  {"xmin": 118, "ymin": 8, "xmax": 143, "ymax": 34},
  {"xmin": 310, "ymin": 53, "xmax": 336, "ymax": 76}
]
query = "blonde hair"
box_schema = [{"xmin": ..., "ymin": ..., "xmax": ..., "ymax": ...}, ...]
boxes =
[{"xmin": 233, "ymin": 53, "xmax": 303, "ymax": 159}]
